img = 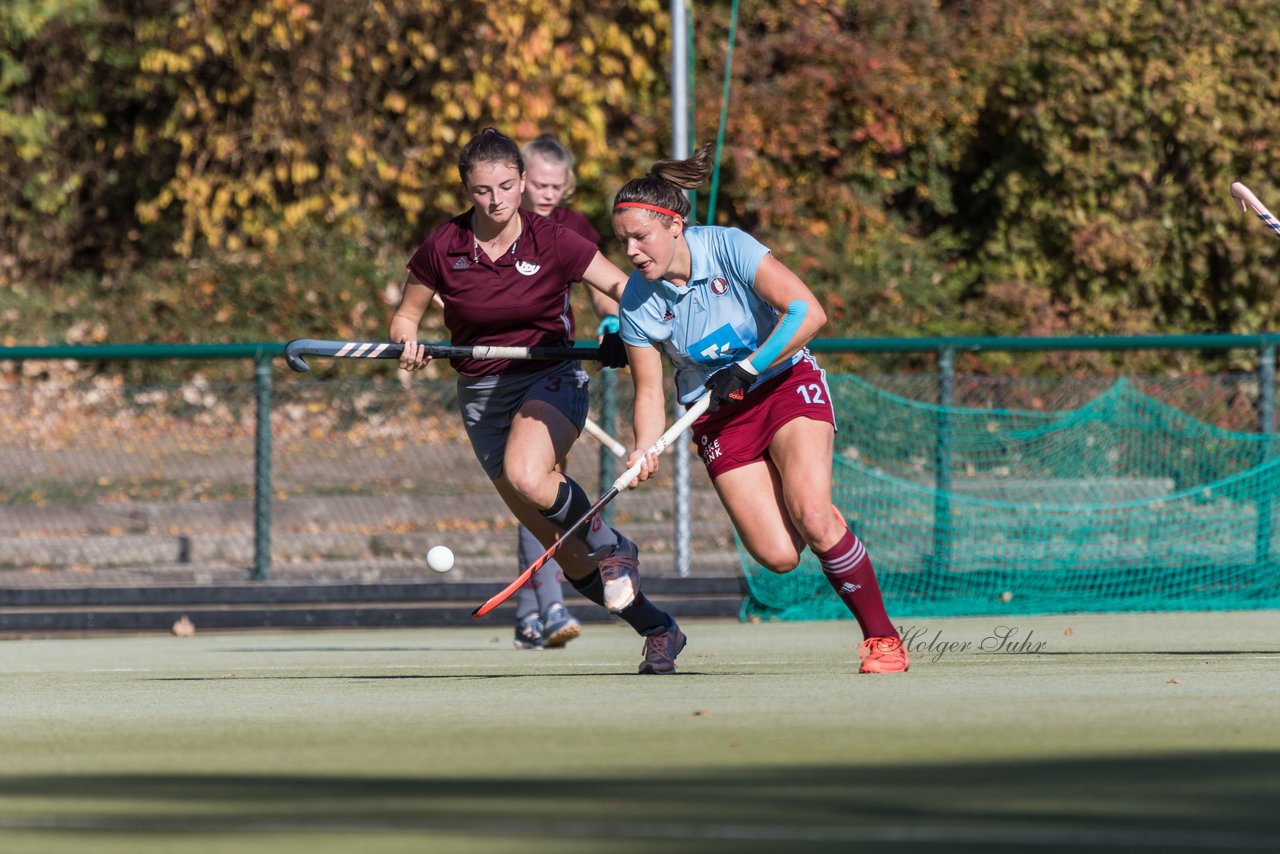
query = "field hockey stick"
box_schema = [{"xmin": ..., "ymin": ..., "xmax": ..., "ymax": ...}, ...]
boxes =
[
  {"xmin": 1230, "ymin": 182, "xmax": 1280, "ymax": 238},
  {"xmin": 471, "ymin": 393, "xmax": 712, "ymax": 618},
  {"xmin": 283, "ymin": 338, "xmax": 602, "ymax": 373},
  {"xmin": 582, "ymin": 417, "xmax": 627, "ymax": 458}
]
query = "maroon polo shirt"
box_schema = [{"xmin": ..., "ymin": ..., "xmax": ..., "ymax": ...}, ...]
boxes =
[
  {"xmin": 406, "ymin": 208, "xmax": 598, "ymax": 376},
  {"xmin": 546, "ymin": 207, "xmax": 601, "ymax": 338},
  {"xmin": 548, "ymin": 207, "xmax": 601, "ymax": 246}
]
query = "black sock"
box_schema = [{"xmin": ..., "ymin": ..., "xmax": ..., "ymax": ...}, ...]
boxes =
[
  {"xmin": 568, "ymin": 574, "xmax": 671, "ymax": 637},
  {"xmin": 540, "ymin": 478, "xmax": 619, "ymax": 554},
  {"xmin": 568, "ymin": 570, "xmax": 606, "ymax": 607},
  {"xmin": 618, "ymin": 594, "xmax": 673, "ymax": 636}
]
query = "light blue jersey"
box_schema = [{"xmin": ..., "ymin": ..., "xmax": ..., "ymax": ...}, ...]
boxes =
[{"xmin": 620, "ymin": 225, "xmax": 804, "ymax": 404}]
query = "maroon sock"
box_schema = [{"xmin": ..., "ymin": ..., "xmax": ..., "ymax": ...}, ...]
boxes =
[{"xmin": 816, "ymin": 530, "xmax": 897, "ymax": 639}]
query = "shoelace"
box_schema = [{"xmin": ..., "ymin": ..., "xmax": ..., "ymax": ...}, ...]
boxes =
[
  {"xmin": 596, "ymin": 541, "xmax": 636, "ymax": 572},
  {"xmin": 859, "ymin": 637, "xmax": 901, "ymax": 659},
  {"xmin": 598, "ymin": 554, "xmax": 631, "ymax": 574},
  {"xmin": 644, "ymin": 631, "xmax": 674, "ymax": 661}
]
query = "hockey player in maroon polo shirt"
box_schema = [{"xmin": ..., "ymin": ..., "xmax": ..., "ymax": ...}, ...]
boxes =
[
  {"xmin": 392, "ymin": 128, "xmax": 686, "ymax": 674},
  {"xmin": 501, "ymin": 132, "xmax": 622, "ymax": 652}
]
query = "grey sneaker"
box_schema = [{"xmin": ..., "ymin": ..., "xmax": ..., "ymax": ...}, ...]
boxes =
[
  {"xmin": 639, "ymin": 621, "xmax": 687, "ymax": 675},
  {"xmin": 541, "ymin": 602, "xmax": 582, "ymax": 649},
  {"xmin": 590, "ymin": 533, "xmax": 639, "ymax": 614},
  {"xmin": 513, "ymin": 613, "xmax": 545, "ymax": 650}
]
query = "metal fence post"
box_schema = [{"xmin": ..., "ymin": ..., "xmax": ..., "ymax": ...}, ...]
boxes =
[
  {"xmin": 933, "ymin": 346, "xmax": 955, "ymax": 575},
  {"xmin": 598, "ymin": 368, "xmax": 618, "ymax": 526},
  {"xmin": 1260, "ymin": 342, "xmax": 1275, "ymax": 435},
  {"xmin": 1257, "ymin": 342, "xmax": 1275, "ymax": 569},
  {"xmin": 253, "ymin": 353, "xmax": 273, "ymax": 581},
  {"xmin": 670, "ymin": 14, "xmax": 692, "ymax": 579},
  {"xmin": 673, "ymin": 392, "xmax": 692, "ymax": 577}
]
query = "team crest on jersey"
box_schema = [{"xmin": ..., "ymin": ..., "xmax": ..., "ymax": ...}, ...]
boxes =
[
  {"xmin": 453, "ymin": 257, "xmax": 470, "ymax": 270},
  {"xmin": 709, "ymin": 277, "xmax": 729, "ymax": 296},
  {"xmin": 661, "ymin": 309, "xmax": 676, "ymax": 324},
  {"xmin": 515, "ymin": 261, "xmax": 541, "ymax": 276}
]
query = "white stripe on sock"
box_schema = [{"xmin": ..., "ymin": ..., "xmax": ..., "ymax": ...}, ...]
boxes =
[{"xmin": 820, "ymin": 536, "xmax": 866, "ymax": 576}]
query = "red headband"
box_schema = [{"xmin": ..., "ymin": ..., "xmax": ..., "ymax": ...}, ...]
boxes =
[{"xmin": 613, "ymin": 201, "xmax": 682, "ymax": 219}]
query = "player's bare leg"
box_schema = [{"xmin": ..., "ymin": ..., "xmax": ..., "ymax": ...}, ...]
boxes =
[
  {"xmin": 500, "ymin": 400, "xmax": 678, "ymax": 668},
  {"xmin": 771, "ymin": 418, "xmax": 906, "ymax": 671},
  {"xmin": 710, "ymin": 458, "xmax": 806, "ymax": 572}
]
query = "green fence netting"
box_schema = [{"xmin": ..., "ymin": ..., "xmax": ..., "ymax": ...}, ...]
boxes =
[{"xmin": 740, "ymin": 377, "xmax": 1280, "ymax": 619}]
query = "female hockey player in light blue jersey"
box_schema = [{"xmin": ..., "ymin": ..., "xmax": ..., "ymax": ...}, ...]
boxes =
[{"xmin": 611, "ymin": 142, "xmax": 908, "ymax": 674}]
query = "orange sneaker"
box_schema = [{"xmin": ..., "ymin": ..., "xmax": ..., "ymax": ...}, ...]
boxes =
[{"xmin": 857, "ymin": 636, "xmax": 909, "ymax": 673}]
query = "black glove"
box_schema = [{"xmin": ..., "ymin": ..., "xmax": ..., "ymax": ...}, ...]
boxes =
[
  {"xmin": 704, "ymin": 361, "xmax": 758, "ymax": 412},
  {"xmin": 597, "ymin": 330, "xmax": 628, "ymax": 369}
]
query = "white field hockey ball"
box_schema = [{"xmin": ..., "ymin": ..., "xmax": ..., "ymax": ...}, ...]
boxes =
[{"xmin": 427, "ymin": 545, "xmax": 455, "ymax": 573}]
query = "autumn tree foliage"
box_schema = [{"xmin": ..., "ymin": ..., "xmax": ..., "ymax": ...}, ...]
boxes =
[
  {"xmin": 127, "ymin": 0, "xmax": 668, "ymax": 256},
  {"xmin": 690, "ymin": 0, "xmax": 1036, "ymax": 336},
  {"xmin": 952, "ymin": 0, "xmax": 1280, "ymax": 335},
  {"xmin": 4, "ymin": 0, "xmax": 1280, "ymax": 351},
  {"xmin": 2, "ymin": 0, "xmax": 669, "ymax": 347}
]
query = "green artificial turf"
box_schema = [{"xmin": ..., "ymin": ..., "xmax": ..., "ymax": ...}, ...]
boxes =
[{"xmin": 2, "ymin": 612, "xmax": 1278, "ymax": 853}]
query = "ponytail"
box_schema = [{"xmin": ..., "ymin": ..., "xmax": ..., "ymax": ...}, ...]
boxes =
[{"xmin": 612, "ymin": 141, "xmax": 715, "ymax": 224}]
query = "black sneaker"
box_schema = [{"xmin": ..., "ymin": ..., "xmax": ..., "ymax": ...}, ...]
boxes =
[{"xmin": 639, "ymin": 620, "xmax": 687, "ymax": 674}]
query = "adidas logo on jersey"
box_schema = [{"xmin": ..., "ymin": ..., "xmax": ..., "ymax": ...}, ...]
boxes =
[{"xmin": 453, "ymin": 257, "xmax": 470, "ymax": 270}]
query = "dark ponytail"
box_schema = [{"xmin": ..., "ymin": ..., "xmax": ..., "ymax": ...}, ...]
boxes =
[{"xmin": 613, "ymin": 142, "xmax": 715, "ymax": 223}]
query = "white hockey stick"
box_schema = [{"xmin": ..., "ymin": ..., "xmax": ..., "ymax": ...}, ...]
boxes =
[
  {"xmin": 1230, "ymin": 181, "xmax": 1280, "ymax": 238},
  {"xmin": 583, "ymin": 417, "xmax": 627, "ymax": 458}
]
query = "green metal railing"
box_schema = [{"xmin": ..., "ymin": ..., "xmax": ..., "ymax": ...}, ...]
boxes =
[
  {"xmin": 4, "ymin": 334, "xmax": 1278, "ymax": 580},
  {"xmin": 2, "ymin": 342, "xmax": 281, "ymax": 579}
]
